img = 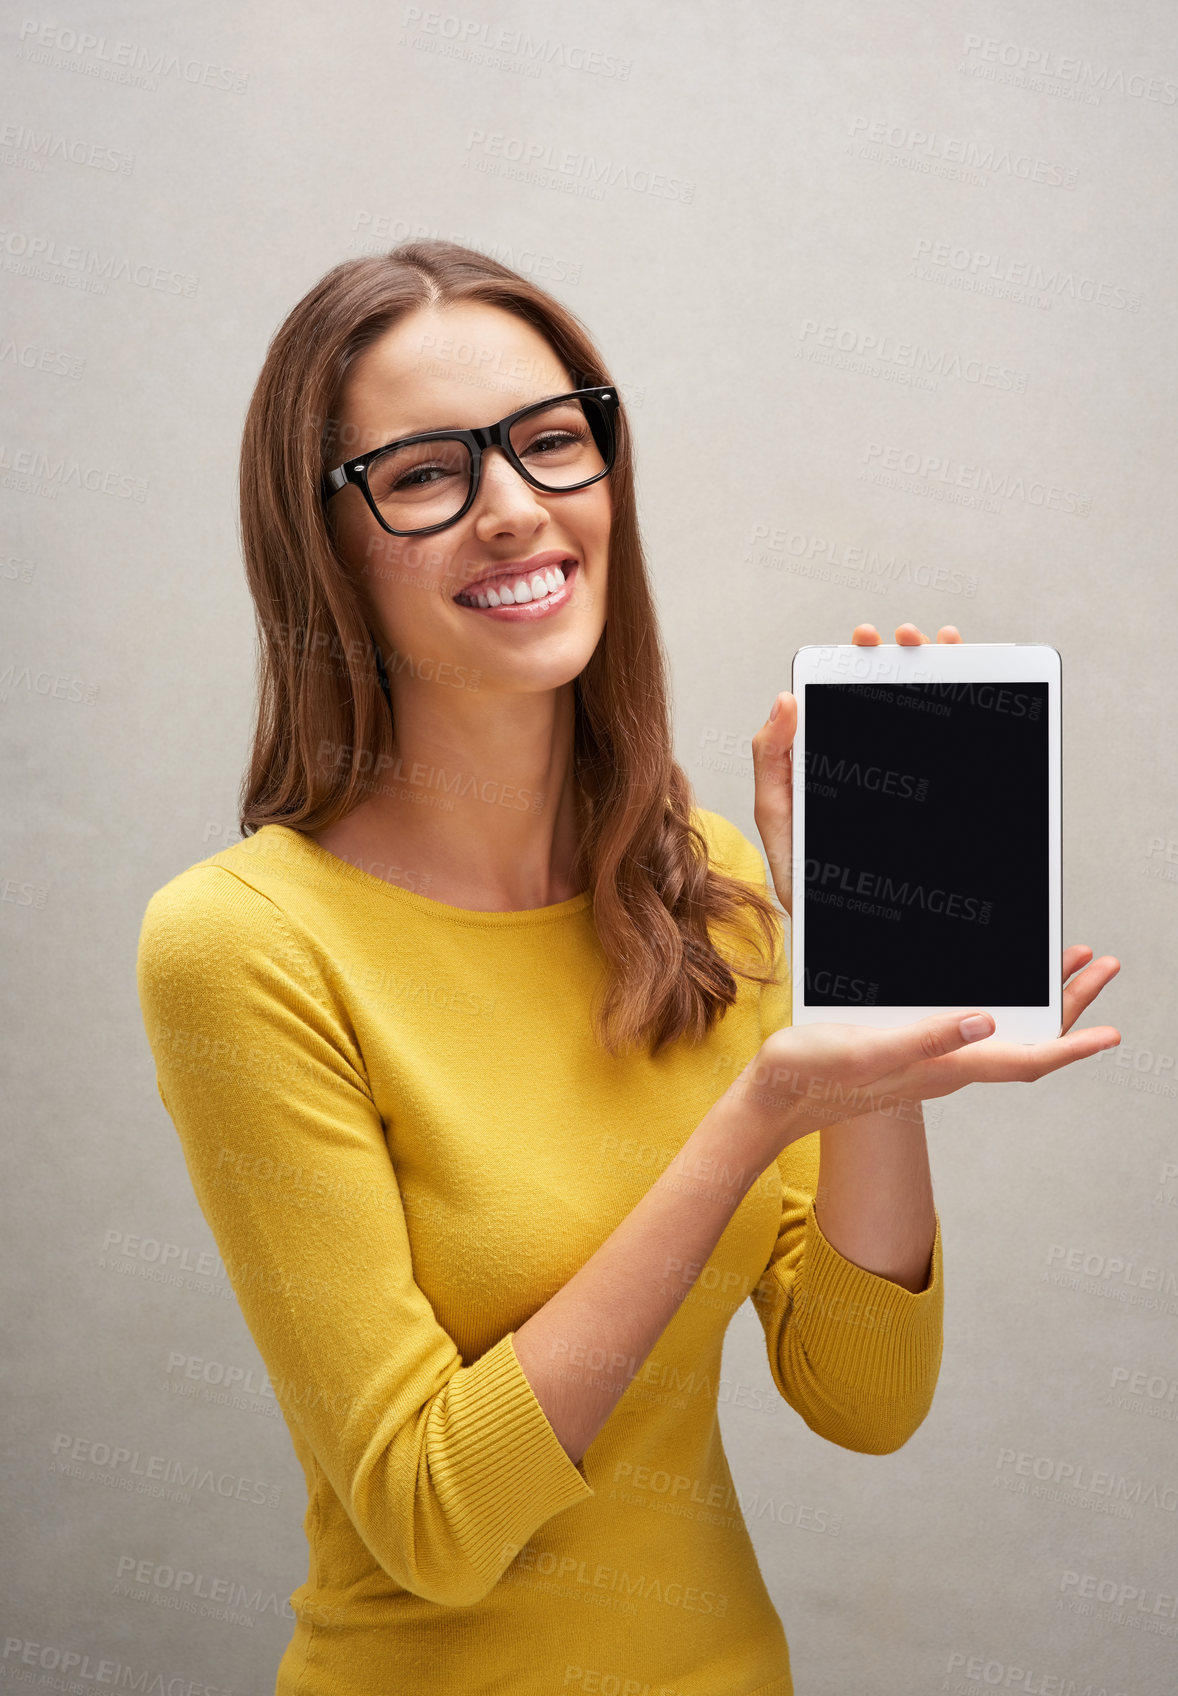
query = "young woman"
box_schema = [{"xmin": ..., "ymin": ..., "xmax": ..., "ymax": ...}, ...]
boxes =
[{"xmin": 136, "ymin": 240, "xmax": 1120, "ymax": 1696}]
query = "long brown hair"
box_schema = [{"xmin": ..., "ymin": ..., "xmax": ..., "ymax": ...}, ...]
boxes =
[{"xmin": 238, "ymin": 240, "xmax": 783, "ymax": 1058}]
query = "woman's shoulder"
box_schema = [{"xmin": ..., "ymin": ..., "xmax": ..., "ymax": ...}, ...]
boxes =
[
  {"xmin": 690, "ymin": 804, "xmax": 767, "ymax": 887},
  {"xmin": 136, "ymin": 837, "xmax": 305, "ymax": 1002},
  {"xmin": 139, "ymin": 827, "xmax": 305, "ymax": 931}
]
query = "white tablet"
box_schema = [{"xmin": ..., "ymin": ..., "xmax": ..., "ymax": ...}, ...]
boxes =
[{"xmin": 790, "ymin": 643, "xmax": 1062, "ymax": 1044}]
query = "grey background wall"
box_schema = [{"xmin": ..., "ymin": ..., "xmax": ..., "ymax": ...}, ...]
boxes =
[{"xmin": 2, "ymin": 2, "xmax": 1175, "ymax": 1692}]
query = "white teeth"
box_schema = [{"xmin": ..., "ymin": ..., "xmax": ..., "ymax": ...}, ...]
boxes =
[{"xmin": 461, "ymin": 562, "xmax": 572, "ymax": 608}]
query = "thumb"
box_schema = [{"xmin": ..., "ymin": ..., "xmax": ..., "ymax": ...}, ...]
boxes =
[
  {"xmin": 898, "ymin": 1008, "xmax": 995, "ymax": 1060},
  {"xmin": 751, "ymin": 692, "xmax": 795, "ymax": 816}
]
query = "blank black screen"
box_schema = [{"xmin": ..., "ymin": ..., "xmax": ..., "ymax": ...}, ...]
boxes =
[{"xmin": 802, "ymin": 681, "xmax": 1049, "ymax": 1006}]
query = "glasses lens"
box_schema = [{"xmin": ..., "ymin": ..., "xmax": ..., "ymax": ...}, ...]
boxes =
[
  {"xmin": 508, "ymin": 396, "xmax": 609, "ymax": 490},
  {"xmin": 365, "ymin": 437, "xmax": 472, "ymax": 532}
]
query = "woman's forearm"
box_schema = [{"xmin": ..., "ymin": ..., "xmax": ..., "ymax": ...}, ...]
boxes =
[
  {"xmin": 511, "ymin": 1083, "xmax": 771, "ymax": 1466},
  {"xmin": 812, "ymin": 1103, "xmax": 936, "ymax": 1293}
]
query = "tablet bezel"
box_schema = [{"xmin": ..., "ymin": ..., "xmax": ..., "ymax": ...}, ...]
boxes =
[{"xmin": 789, "ymin": 642, "xmax": 1062, "ymax": 1044}]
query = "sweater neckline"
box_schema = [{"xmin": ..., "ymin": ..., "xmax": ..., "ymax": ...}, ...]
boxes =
[{"xmin": 252, "ymin": 824, "xmax": 595, "ymax": 928}]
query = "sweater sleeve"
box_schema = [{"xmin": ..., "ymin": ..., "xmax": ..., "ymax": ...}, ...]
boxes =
[
  {"xmin": 135, "ymin": 865, "xmax": 594, "ymax": 1607},
  {"xmin": 703, "ymin": 809, "xmax": 944, "ymax": 1454},
  {"xmin": 749, "ymin": 1137, "xmax": 944, "ymax": 1454}
]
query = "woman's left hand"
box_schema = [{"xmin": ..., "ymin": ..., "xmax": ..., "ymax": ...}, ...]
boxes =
[{"xmin": 751, "ymin": 621, "xmax": 962, "ymax": 918}]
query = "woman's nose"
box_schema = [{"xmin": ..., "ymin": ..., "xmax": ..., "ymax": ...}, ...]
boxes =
[{"xmin": 472, "ymin": 447, "xmax": 550, "ymax": 530}]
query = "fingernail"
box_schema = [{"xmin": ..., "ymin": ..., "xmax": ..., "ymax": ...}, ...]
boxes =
[
  {"xmin": 959, "ymin": 1014, "xmax": 993, "ymax": 1042},
  {"xmin": 769, "ymin": 696, "xmax": 781, "ymax": 722}
]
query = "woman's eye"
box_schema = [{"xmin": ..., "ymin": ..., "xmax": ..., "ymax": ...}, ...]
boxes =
[
  {"xmin": 392, "ymin": 463, "xmax": 456, "ymax": 490},
  {"xmin": 524, "ymin": 429, "xmax": 584, "ymax": 456}
]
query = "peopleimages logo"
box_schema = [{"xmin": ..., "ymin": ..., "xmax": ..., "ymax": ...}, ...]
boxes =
[
  {"xmin": 400, "ymin": 7, "xmax": 633, "ymax": 80},
  {"xmin": 799, "ymin": 318, "xmax": 1029, "ymax": 392},
  {"xmin": 115, "ymin": 1552, "xmax": 298, "ymax": 1620},
  {"xmin": 0, "ymin": 228, "xmax": 197, "ymax": 295},
  {"xmin": 803, "ymin": 968, "xmax": 879, "ymax": 1004},
  {"xmin": 16, "ymin": 20, "xmax": 249, "ymax": 93},
  {"xmin": 0, "ymin": 122, "xmax": 135, "ymax": 173},
  {"xmin": 863, "ymin": 441, "xmax": 1092, "ymax": 515},
  {"xmin": 995, "ymin": 1446, "xmax": 1178, "ymax": 1514},
  {"xmin": 49, "ymin": 1431, "xmax": 283, "ymax": 1508},
  {"xmin": 464, "ymin": 130, "xmax": 694, "ymax": 201},
  {"xmin": 800, "ymin": 749, "xmax": 929, "ymax": 800},
  {"xmin": 0, "ymin": 443, "xmax": 147, "ymax": 500},
  {"xmin": 944, "ymin": 1650, "xmax": 1130, "ymax": 1695},
  {"xmin": 350, "ymin": 214, "xmax": 583, "ymax": 283},
  {"xmin": 317, "ymin": 741, "xmax": 545, "ymax": 814},
  {"xmin": 1061, "ymin": 1568, "xmax": 1178, "ymax": 1619},
  {"xmin": 745, "ymin": 523, "xmax": 978, "ymax": 598},
  {"xmin": 912, "ymin": 237, "xmax": 1141, "ymax": 311},
  {"xmin": 0, "ymin": 338, "xmax": 84, "ymax": 379},
  {"xmin": 849, "ymin": 116, "xmax": 1078, "ymax": 187},
  {"xmin": 804, "ymin": 859, "xmax": 992, "ymax": 924},
  {"xmin": 960, "ymin": 31, "xmax": 1178, "ymax": 105},
  {"xmin": 1046, "ymin": 1243, "xmax": 1178, "ymax": 1294}
]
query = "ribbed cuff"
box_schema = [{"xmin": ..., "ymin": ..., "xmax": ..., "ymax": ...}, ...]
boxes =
[
  {"xmin": 435, "ymin": 1330, "xmax": 596, "ymax": 1584},
  {"xmin": 780, "ymin": 1203, "xmax": 944, "ymax": 1402}
]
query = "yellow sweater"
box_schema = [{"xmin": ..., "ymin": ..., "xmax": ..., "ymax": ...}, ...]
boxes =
[{"xmin": 135, "ymin": 808, "xmax": 943, "ymax": 1696}]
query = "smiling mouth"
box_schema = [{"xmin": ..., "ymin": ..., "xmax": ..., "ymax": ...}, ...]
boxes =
[{"xmin": 454, "ymin": 560, "xmax": 576, "ymax": 609}]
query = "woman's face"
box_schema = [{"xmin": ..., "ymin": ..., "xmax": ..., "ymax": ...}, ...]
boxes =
[{"xmin": 327, "ymin": 301, "xmax": 612, "ymax": 700}]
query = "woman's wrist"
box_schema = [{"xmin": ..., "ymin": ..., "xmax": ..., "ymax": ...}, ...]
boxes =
[{"xmin": 707, "ymin": 1047, "xmax": 807, "ymax": 1180}]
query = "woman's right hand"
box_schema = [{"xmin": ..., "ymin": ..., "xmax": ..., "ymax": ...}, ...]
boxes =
[{"xmin": 732, "ymin": 944, "xmax": 1122, "ymax": 1160}]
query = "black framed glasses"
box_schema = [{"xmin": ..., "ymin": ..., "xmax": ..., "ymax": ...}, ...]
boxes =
[{"xmin": 320, "ymin": 385, "xmax": 620, "ymax": 537}]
